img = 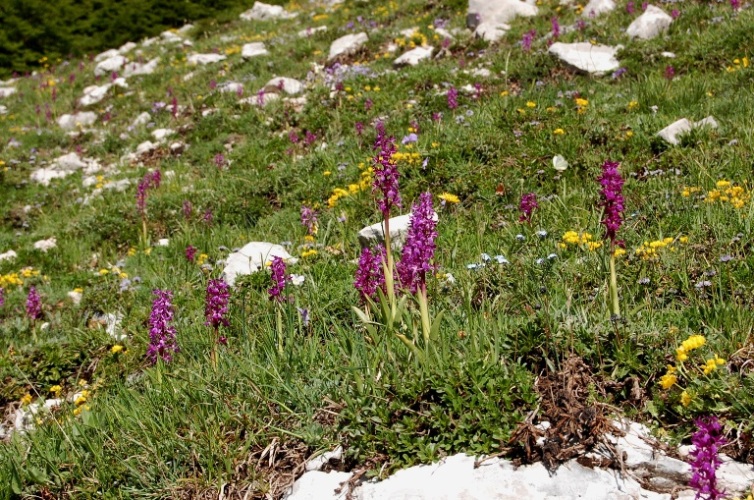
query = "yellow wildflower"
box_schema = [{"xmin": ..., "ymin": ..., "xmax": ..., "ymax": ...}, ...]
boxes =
[
  {"xmin": 553, "ymin": 128, "xmax": 565, "ymax": 135},
  {"xmin": 681, "ymin": 390, "xmax": 692, "ymax": 407},
  {"xmin": 21, "ymin": 394, "xmax": 33, "ymax": 405},
  {"xmin": 526, "ymin": 101, "xmax": 536, "ymax": 108},
  {"xmin": 659, "ymin": 372, "xmax": 677, "ymax": 389},
  {"xmin": 50, "ymin": 385, "xmax": 62, "ymax": 395},
  {"xmin": 99, "ymin": 269, "xmax": 110, "ymax": 275},
  {"xmin": 300, "ymin": 249, "xmax": 318, "ymax": 258},
  {"xmin": 438, "ymin": 193, "xmax": 460, "ymax": 204},
  {"xmin": 111, "ymin": 345, "xmax": 124, "ymax": 354},
  {"xmin": 197, "ymin": 254, "xmax": 209, "ymax": 266}
]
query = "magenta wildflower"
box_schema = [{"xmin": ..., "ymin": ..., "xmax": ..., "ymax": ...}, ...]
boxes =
[
  {"xmin": 447, "ymin": 86, "xmax": 458, "ymax": 110},
  {"xmin": 257, "ymin": 89, "xmax": 265, "ymax": 106},
  {"xmin": 268, "ymin": 256, "xmax": 288, "ymax": 302},
  {"xmin": 214, "ymin": 153, "xmax": 227, "ymax": 169},
  {"xmin": 626, "ymin": 1, "xmax": 635, "ymax": 13},
  {"xmin": 731, "ymin": 0, "xmax": 741, "ymax": 10},
  {"xmin": 372, "ymin": 124, "xmax": 402, "ymax": 218},
  {"xmin": 521, "ymin": 30, "xmax": 536, "ymax": 52},
  {"xmin": 364, "ymin": 98, "xmax": 373, "ymax": 111},
  {"xmin": 205, "ymin": 279, "xmax": 230, "ymax": 329},
  {"xmin": 171, "ymin": 97, "xmax": 178, "ymax": 118},
  {"xmin": 354, "ymin": 246, "xmax": 385, "ymax": 302},
  {"xmin": 288, "ymin": 130, "xmax": 300, "ymax": 144},
  {"xmin": 665, "ymin": 65, "xmax": 675, "ymax": 80},
  {"xmin": 185, "ymin": 245, "xmax": 197, "ymax": 263},
  {"xmin": 0, "ymin": 287, "xmax": 4, "ymax": 308},
  {"xmin": 642, "ymin": 1, "xmax": 648, "ymax": 10},
  {"xmin": 182, "ymin": 200, "xmax": 193, "ymax": 219},
  {"xmin": 136, "ymin": 170, "xmax": 161, "ymax": 216},
  {"xmin": 355, "ymin": 121, "xmax": 364, "ymax": 135},
  {"xmin": 202, "ymin": 209, "xmax": 214, "ymax": 225},
  {"xmin": 671, "ymin": 9, "xmax": 680, "ymax": 18},
  {"xmin": 689, "ymin": 416, "xmax": 726, "ymax": 500},
  {"xmin": 519, "ymin": 192, "xmax": 539, "ymax": 223},
  {"xmin": 300, "ymin": 205, "xmax": 318, "ymax": 235},
  {"xmin": 551, "ymin": 17, "xmax": 561, "ymax": 38},
  {"xmin": 305, "ymin": 130, "xmax": 317, "ymax": 146},
  {"xmin": 26, "ymin": 286, "xmax": 42, "ymax": 320},
  {"xmin": 597, "ymin": 160, "xmax": 625, "ymax": 246},
  {"xmin": 147, "ymin": 289, "xmax": 179, "ymax": 364},
  {"xmin": 396, "ymin": 192, "xmax": 438, "ymax": 294}
]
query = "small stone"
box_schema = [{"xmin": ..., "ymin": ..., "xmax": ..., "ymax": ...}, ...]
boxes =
[
  {"xmin": 548, "ymin": 42, "xmax": 621, "ymax": 75},
  {"xmin": 468, "ymin": 0, "xmax": 538, "ymax": 42},
  {"xmin": 242, "ymin": 42, "xmax": 269, "ymax": 59},
  {"xmin": 57, "ymin": 111, "xmax": 98, "ymax": 131},
  {"xmin": 122, "ymin": 58, "xmax": 160, "ymax": 77},
  {"xmin": 239, "ymin": 1, "xmax": 297, "ymax": 21},
  {"xmin": 33, "ymin": 238, "xmax": 57, "ymax": 252},
  {"xmin": 222, "ymin": 242, "xmax": 298, "ymax": 286},
  {"xmin": 328, "ymin": 32, "xmax": 368, "ymax": 61},
  {"xmin": 94, "ymin": 55, "xmax": 127, "ymax": 76},
  {"xmin": 187, "ymin": 53, "xmax": 227, "ymax": 65},
  {"xmin": 394, "ymin": 46, "xmax": 434, "ymax": 67},
  {"xmin": 298, "ymin": 26, "xmax": 327, "ymax": 37},
  {"xmin": 582, "ymin": 0, "xmax": 615, "ymax": 17},
  {"xmin": 358, "ymin": 213, "xmax": 438, "ymax": 250},
  {"xmin": 263, "ymin": 77, "xmax": 304, "ymax": 95},
  {"xmin": 626, "ymin": 5, "xmax": 673, "ymax": 40}
]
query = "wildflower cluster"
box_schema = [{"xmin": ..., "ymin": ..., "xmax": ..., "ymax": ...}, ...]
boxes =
[
  {"xmin": 327, "ymin": 164, "xmax": 373, "ymax": 208},
  {"xmin": 354, "ymin": 246, "xmax": 385, "ymax": 301},
  {"xmin": 704, "ymin": 180, "xmax": 750, "ymax": 209},
  {"xmin": 689, "ymin": 416, "xmax": 726, "ymax": 500},
  {"xmin": 635, "ymin": 236, "xmax": 688, "ymax": 260},
  {"xmin": 136, "ymin": 170, "xmax": 162, "ymax": 215},
  {"xmin": 597, "ymin": 160, "xmax": 625, "ymax": 246},
  {"xmin": 300, "ymin": 205, "xmax": 318, "ymax": 236},
  {"xmin": 726, "ymin": 57, "xmax": 749, "ymax": 73},
  {"xmin": 268, "ymin": 256, "xmax": 288, "ymax": 302},
  {"xmin": 26, "ymin": 286, "xmax": 42, "ymax": 319},
  {"xmin": 560, "ymin": 231, "xmax": 602, "ymax": 251},
  {"xmin": 372, "ymin": 125, "xmax": 401, "ymax": 217},
  {"xmin": 204, "ymin": 279, "xmax": 230, "ymax": 329},
  {"xmin": 396, "ymin": 192, "xmax": 437, "ymax": 294},
  {"xmin": 519, "ymin": 192, "xmax": 538, "ymax": 223},
  {"xmin": 660, "ymin": 334, "xmax": 727, "ymax": 409},
  {"xmin": 147, "ymin": 289, "xmax": 178, "ymax": 364}
]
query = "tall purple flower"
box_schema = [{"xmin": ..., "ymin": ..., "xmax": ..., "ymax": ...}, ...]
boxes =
[
  {"xmin": 301, "ymin": 205, "xmax": 318, "ymax": 235},
  {"xmin": 447, "ymin": 86, "xmax": 458, "ymax": 110},
  {"xmin": 26, "ymin": 286, "xmax": 42, "ymax": 320},
  {"xmin": 731, "ymin": 0, "xmax": 741, "ymax": 10},
  {"xmin": 665, "ymin": 65, "xmax": 676, "ymax": 80},
  {"xmin": 355, "ymin": 121, "xmax": 364, "ymax": 136},
  {"xmin": 397, "ymin": 193, "xmax": 438, "ymax": 294},
  {"xmin": 147, "ymin": 289, "xmax": 178, "ymax": 364},
  {"xmin": 268, "ymin": 256, "xmax": 288, "ymax": 302},
  {"xmin": 597, "ymin": 161, "xmax": 625, "ymax": 246},
  {"xmin": 182, "ymin": 200, "xmax": 193, "ymax": 219},
  {"xmin": 0, "ymin": 287, "xmax": 4, "ymax": 308},
  {"xmin": 519, "ymin": 192, "xmax": 538, "ymax": 223},
  {"xmin": 551, "ymin": 17, "xmax": 561, "ymax": 38},
  {"xmin": 214, "ymin": 153, "xmax": 227, "ymax": 169},
  {"xmin": 372, "ymin": 124, "xmax": 401, "ymax": 218},
  {"xmin": 136, "ymin": 170, "xmax": 161, "ymax": 216},
  {"xmin": 354, "ymin": 246, "xmax": 385, "ymax": 301},
  {"xmin": 205, "ymin": 279, "xmax": 230, "ymax": 329},
  {"xmin": 689, "ymin": 416, "xmax": 726, "ymax": 500},
  {"xmin": 626, "ymin": 1, "xmax": 635, "ymax": 14},
  {"xmin": 185, "ymin": 245, "xmax": 197, "ymax": 263},
  {"xmin": 521, "ymin": 30, "xmax": 536, "ymax": 52}
]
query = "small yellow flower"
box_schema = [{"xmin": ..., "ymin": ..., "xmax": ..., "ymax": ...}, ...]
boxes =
[
  {"xmin": 659, "ymin": 373, "xmax": 677, "ymax": 389},
  {"xmin": 143, "ymin": 248, "xmax": 152, "ymax": 256},
  {"xmin": 300, "ymin": 249, "xmax": 318, "ymax": 258},
  {"xmin": 553, "ymin": 128, "xmax": 565, "ymax": 135},
  {"xmin": 680, "ymin": 390, "xmax": 692, "ymax": 407},
  {"xmin": 627, "ymin": 100, "xmax": 639, "ymax": 111},
  {"xmin": 500, "ymin": 90, "xmax": 509, "ymax": 97},
  {"xmin": 323, "ymin": 171, "xmax": 331, "ymax": 176},
  {"xmin": 50, "ymin": 385, "xmax": 62, "ymax": 395},
  {"xmin": 99, "ymin": 269, "xmax": 110, "ymax": 276},
  {"xmin": 111, "ymin": 345, "xmax": 124, "ymax": 354},
  {"xmin": 526, "ymin": 101, "xmax": 536, "ymax": 108},
  {"xmin": 127, "ymin": 247, "xmax": 137, "ymax": 256},
  {"xmin": 197, "ymin": 254, "xmax": 209, "ymax": 266},
  {"xmin": 304, "ymin": 235, "xmax": 316, "ymax": 243},
  {"xmin": 438, "ymin": 193, "xmax": 460, "ymax": 204},
  {"xmin": 613, "ymin": 248, "xmax": 626, "ymax": 257},
  {"xmin": 73, "ymin": 287, "xmax": 84, "ymax": 293},
  {"xmin": 21, "ymin": 394, "xmax": 33, "ymax": 405}
]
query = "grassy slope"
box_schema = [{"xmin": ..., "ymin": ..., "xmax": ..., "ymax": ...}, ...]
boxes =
[{"xmin": 1, "ymin": 0, "xmax": 754, "ymax": 497}]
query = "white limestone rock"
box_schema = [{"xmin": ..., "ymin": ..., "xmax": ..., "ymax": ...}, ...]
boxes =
[
  {"xmin": 548, "ymin": 42, "xmax": 621, "ymax": 75},
  {"xmin": 94, "ymin": 55, "xmax": 127, "ymax": 76},
  {"xmin": 582, "ymin": 0, "xmax": 616, "ymax": 17},
  {"xmin": 33, "ymin": 238, "xmax": 57, "ymax": 252},
  {"xmin": 31, "ymin": 152, "xmax": 99, "ymax": 185},
  {"xmin": 94, "ymin": 49, "xmax": 120, "ymax": 62},
  {"xmin": 394, "ymin": 46, "xmax": 434, "ymax": 67},
  {"xmin": 80, "ymin": 83, "xmax": 116, "ymax": 106},
  {"xmin": 122, "ymin": 58, "xmax": 160, "ymax": 77},
  {"xmin": 67, "ymin": 290, "xmax": 83, "ymax": 305},
  {"xmin": 0, "ymin": 250, "xmax": 17, "ymax": 263},
  {"xmin": 328, "ymin": 33, "xmax": 368, "ymax": 61},
  {"xmin": 160, "ymin": 31, "xmax": 183, "ymax": 44},
  {"xmin": 118, "ymin": 41, "xmax": 137, "ymax": 54},
  {"xmin": 222, "ymin": 242, "xmax": 298, "ymax": 286},
  {"xmin": 58, "ymin": 111, "xmax": 97, "ymax": 131},
  {"xmin": 0, "ymin": 87, "xmax": 15, "ymax": 98},
  {"xmin": 242, "ymin": 42, "xmax": 269, "ymax": 59},
  {"xmin": 187, "ymin": 53, "xmax": 227, "ymax": 65},
  {"xmin": 218, "ymin": 82, "xmax": 244, "ymax": 94},
  {"xmin": 0, "ymin": 105, "xmax": 7, "ymax": 115},
  {"xmin": 151, "ymin": 128, "xmax": 175, "ymax": 141},
  {"xmin": 468, "ymin": 0, "xmax": 538, "ymax": 42},
  {"xmin": 130, "ymin": 112, "xmax": 151, "ymax": 129},
  {"xmin": 358, "ymin": 212, "xmax": 439, "ymax": 250},
  {"xmin": 298, "ymin": 26, "xmax": 327, "ymax": 37},
  {"xmin": 626, "ymin": 5, "xmax": 673, "ymax": 40},
  {"xmin": 657, "ymin": 116, "xmax": 718, "ymax": 145},
  {"xmin": 263, "ymin": 77, "xmax": 304, "ymax": 95},
  {"xmin": 240, "ymin": 2, "xmax": 298, "ymax": 21}
]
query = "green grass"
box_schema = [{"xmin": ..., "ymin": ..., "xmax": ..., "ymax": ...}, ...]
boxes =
[{"xmin": 1, "ymin": 0, "xmax": 754, "ymax": 497}]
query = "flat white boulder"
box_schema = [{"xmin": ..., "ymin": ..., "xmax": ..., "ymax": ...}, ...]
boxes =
[
  {"xmin": 80, "ymin": 82, "xmax": 123, "ymax": 106},
  {"xmin": 548, "ymin": 42, "xmax": 621, "ymax": 75},
  {"xmin": 94, "ymin": 49, "xmax": 120, "ymax": 62},
  {"xmin": 188, "ymin": 53, "xmax": 227, "ymax": 65},
  {"xmin": 263, "ymin": 77, "xmax": 304, "ymax": 95},
  {"xmin": 130, "ymin": 112, "xmax": 151, "ymax": 128},
  {"xmin": 657, "ymin": 116, "xmax": 718, "ymax": 145},
  {"xmin": 94, "ymin": 55, "xmax": 127, "ymax": 76},
  {"xmin": 328, "ymin": 32, "xmax": 368, "ymax": 61},
  {"xmin": 287, "ymin": 470, "xmax": 351, "ymax": 500},
  {"xmin": 161, "ymin": 31, "xmax": 183, "ymax": 44},
  {"xmin": 242, "ymin": 42, "xmax": 269, "ymax": 59},
  {"xmin": 468, "ymin": 0, "xmax": 538, "ymax": 42},
  {"xmin": 122, "ymin": 58, "xmax": 160, "ymax": 77},
  {"xmin": 298, "ymin": 26, "xmax": 327, "ymax": 37},
  {"xmin": 33, "ymin": 238, "xmax": 57, "ymax": 252},
  {"xmin": 218, "ymin": 82, "xmax": 244, "ymax": 94},
  {"xmin": 0, "ymin": 250, "xmax": 17, "ymax": 262},
  {"xmin": 31, "ymin": 153, "xmax": 100, "ymax": 185},
  {"xmin": 0, "ymin": 105, "xmax": 7, "ymax": 115},
  {"xmin": 119, "ymin": 41, "xmax": 137, "ymax": 54},
  {"xmin": 626, "ymin": 5, "xmax": 673, "ymax": 40},
  {"xmin": 151, "ymin": 128, "xmax": 175, "ymax": 141},
  {"xmin": 582, "ymin": 0, "xmax": 615, "ymax": 17},
  {"xmin": 58, "ymin": 112, "xmax": 97, "ymax": 131},
  {"xmin": 222, "ymin": 242, "xmax": 298, "ymax": 286},
  {"xmin": 240, "ymin": 2, "xmax": 297, "ymax": 21},
  {"xmin": 394, "ymin": 46, "xmax": 434, "ymax": 67},
  {"xmin": 358, "ymin": 212, "xmax": 438, "ymax": 250}
]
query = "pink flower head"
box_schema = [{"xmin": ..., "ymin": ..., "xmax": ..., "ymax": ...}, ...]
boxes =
[
  {"xmin": 397, "ymin": 192, "xmax": 438, "ymax": 294},
  {"xmin": 519, "ymin": 192, "xmax": 538, "ymax": 223},
  {"xmin": 26, "ymin": 286, "xmax": 42, "ymax": 319},
  {"xmin": 205, "ymin": 279, "xmax": 230, "ymax": 329},
  {"xmin": 447, "ymin": 86, "xmax": 458, "ymax": 110},
  {"xmin": 185, "ymin": 245, "xmax": 197, "ymax": 263},
  {"xmin": 268, "ymin": 256, "xmax": 288, "ymax": 302},
  {"xmin": 354, "ymin": 246, "xmax": 385, "ymax": 302},
  {"xmin": 301, "ymin": 205, "xmax": 318, "ymax": 235},
  {"xmin": 372, "ymin": 124, "xmax": 402, "ymax": 218},
  {"xmin": 597, "ymin": 161, "xmax": 625, "ymax": 246},
  {"xmin": 689, "ymin": 416, "xmax": 726, "ymax": 500},
  {"xmin": 551, "ymin": 17, "xmax": 561, "ymax": 38},
  {"xmin": 147, "ymin": 289, "xmax": 179, "ymax": 364}
]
